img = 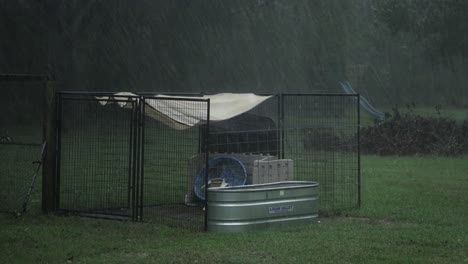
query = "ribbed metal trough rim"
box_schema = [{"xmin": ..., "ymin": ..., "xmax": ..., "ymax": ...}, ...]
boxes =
[{"xmin": 208, "ymin": 181, "xmax": 319, "ymax": 193}]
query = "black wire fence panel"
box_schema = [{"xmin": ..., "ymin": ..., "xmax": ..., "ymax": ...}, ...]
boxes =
[
  {"xmin": 142, "ymin": 97, "xmax": 209, "ymax": 231},
  {"xmin": 203, "ymin": 94, "xmax": 359, "ymax": 212},
  {"xmin": 202, "ymin": 94, "xmax": 280, "ymax": 156},
  {"xmin": 0, "ymin": 143, "xmax": 42, "ymax": 213},
  {"xmin": 283, "ymin": 95, "xmax": 360, "ymax": 211},
  {"xmin": 0, "ymin": 78, "xmax": 44, "ymax": 213},
  {"xmin": 54, "ymin": 93, "xmax": 359, "ymax": 226},
  {"xmin": 58, "ymin": 94, "xmax": 138, "ymax": 219}
]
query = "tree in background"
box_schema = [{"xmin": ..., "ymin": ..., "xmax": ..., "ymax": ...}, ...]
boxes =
[
  {"xmin": 346, "ymin": 0, "xmax": 468, "ymax": 106},
  {"xmin": 0, "ymin": 0, "xmax": 467, "ymax": 106},
  {"xmin": 374, "ymin": 0, "xmax": 468, "ymax": 59}
]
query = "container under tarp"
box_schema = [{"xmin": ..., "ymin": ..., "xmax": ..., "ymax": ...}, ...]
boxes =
[{"xmin": 96, "ymin": 93, "xmax": 272, "ymax": 130}]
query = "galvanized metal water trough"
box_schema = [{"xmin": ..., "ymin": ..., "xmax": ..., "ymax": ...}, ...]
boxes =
[{"xmin": 207, "ymin": 181, "xmax": 319, "ymax": 232}]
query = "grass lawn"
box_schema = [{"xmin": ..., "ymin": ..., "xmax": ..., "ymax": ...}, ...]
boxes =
[{"xmin": 1, "ymin": 155, "xmax": 467, "ymax": 264}]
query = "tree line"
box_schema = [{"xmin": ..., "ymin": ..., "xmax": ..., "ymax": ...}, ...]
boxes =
[{"xmin": 0, "ymin": 0, "xmax": 467, "ymax": 106}]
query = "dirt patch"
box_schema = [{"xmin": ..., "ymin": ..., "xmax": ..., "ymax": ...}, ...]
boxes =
[
  {"xmin": 346, "ymin": 216, "xmax": 395, "ymax": 224},
  {"xmin": 125, "ymin": 252, "xmax": 149, "ymax": 258},
  {"xmin": 322, "ymin": 215, "xmax": 396, "ymax": 225}
]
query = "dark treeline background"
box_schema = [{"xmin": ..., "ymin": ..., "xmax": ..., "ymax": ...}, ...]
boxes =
[{"xmin": 1, "ymin": 0, "xmax": 467, "ymax": 107}]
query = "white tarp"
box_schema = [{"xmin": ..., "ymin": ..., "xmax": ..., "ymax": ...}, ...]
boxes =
[{"xmin": 96, "ymin": 93, "xmax": 272, "ymax": 130}]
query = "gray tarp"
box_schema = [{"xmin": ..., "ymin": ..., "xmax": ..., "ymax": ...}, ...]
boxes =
[{"xmin": 96, "ymin": 93, "xmax": 272, "ymax": 130}]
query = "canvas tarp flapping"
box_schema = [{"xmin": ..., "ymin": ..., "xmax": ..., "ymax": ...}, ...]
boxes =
[{"xmin": 96, "ymin": 93, "xmax": 272, "ymax": 130}]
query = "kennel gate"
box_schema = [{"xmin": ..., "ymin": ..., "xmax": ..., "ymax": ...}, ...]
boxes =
[
  {"xmin": 57, "ymin": 92, "xmax": 143, "ymax": 220},
  {"xmin": 56, "ymin": 93, "xmax": 210, "ymax": 227}
]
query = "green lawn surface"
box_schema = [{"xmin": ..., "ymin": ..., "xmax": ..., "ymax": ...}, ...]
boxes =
[{"xmin": 1, "ymin": 155, "xmax": 467, "ymax": 264}]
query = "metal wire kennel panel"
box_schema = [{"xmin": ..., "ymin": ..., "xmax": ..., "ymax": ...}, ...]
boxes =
[
  {"xmin": 201, "ymin": 95, "xmax": 282, "ymax": 187},
  {"xmin": 55, "ymin": 92, "xmax": 360, "ymax": 227},
  {"xmin": 57, "ymin": 92, "xmax": 142, "ymax": 220},
  {"xmin": 202, "ymin": 94, "xmax": 280, "ymax": 157},
  {"xmin": 141, "ymin": 96, "xmax": 209, "ymax": 231},
  {"xmin": 0, "ymin": 75, "xmax": 46, "ymax": 214},
  {"xmin": 282, "ymin": 94, "xmax": 360, "ymax": 211},
  {"xmin": 196, "ymin": 94, "xmax": 360, "ymax": 212},
  {"xmin": 57, "ymin": 93, "xmax": 211, "ymax": 229}
]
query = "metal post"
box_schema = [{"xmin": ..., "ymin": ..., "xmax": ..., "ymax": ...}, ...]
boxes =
[
  {"xmin": 131, "ymin": 99, "xmax": 139, "ymax": 220},
  {"xmin": 42, "ymin": 81, "xmax": 57, "ymax": 212},
  {"xmin": 280, "ymin": 94, "xmax": 285, "ymax": 159},
  {"xmin": 357, "ymin": 94, "xmax": 361, "ymax": 208},
  {"xmin": 139, "ymin": 97, "xmax": 145, "ymax": 221},
  {"xmin": 127, "ymin": 101, "xmax": 135, "ymax": 209},
  {"xmin": 276, "ymin": 94, "xmax": 281, "ymax": 157},
  {"xmin": 204, "ymin": 99, "xmax": 210, "ymax": 232},
  {"xmin": 55, "ymin": 91, "xmax": 62, "ymax": 210}
]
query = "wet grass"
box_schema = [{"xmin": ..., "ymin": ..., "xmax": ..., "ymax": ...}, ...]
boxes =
[{"xmin": 1, "ymin": 155, "xmax": 467, "ymax": 264}]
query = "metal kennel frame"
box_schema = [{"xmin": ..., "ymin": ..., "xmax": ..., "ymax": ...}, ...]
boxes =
[{"xmin": 54, "ymin": 92, "xmax": 359, "ymax": 230}]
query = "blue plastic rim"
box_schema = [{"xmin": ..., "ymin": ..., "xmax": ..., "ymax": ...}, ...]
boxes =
[{"xmin": 194, "ymin": 156, "xmax": 247, "ymax": 200}]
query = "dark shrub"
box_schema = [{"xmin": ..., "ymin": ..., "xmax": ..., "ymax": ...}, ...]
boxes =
[{"xmin": 360, "ymin": 110, "xmax": 467, "ymax": 156}]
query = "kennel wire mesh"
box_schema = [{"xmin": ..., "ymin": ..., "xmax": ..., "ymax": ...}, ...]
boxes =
[
  {"xmin": 203, "ymin": 94, "xmax": 280, "ymax": 156},
  {"xmin": 0, "ymin": 75, "xmax": 45, "ymax": 214},
  {"xmin": 141, "ymin": 96, "xmax": 209, "ymax": 231},
  {"xmin": 54, "ymin": 92, "xmax": 360, "ymax": 228},
  {"xmin": 203, "ymin": 94, "xmax": 360, "ymax": 211},
  {"xmin": 57, "ymin": 93, "xmax": 140, "ymax": 219},
  {"xmin": 282, "ymin": 94, "xmax": 360, "ymax": 211}
]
